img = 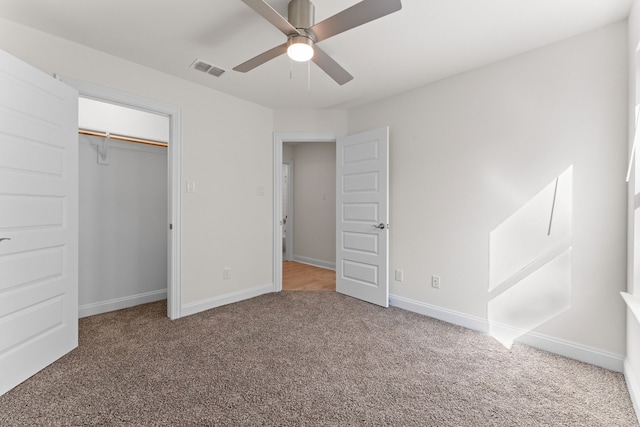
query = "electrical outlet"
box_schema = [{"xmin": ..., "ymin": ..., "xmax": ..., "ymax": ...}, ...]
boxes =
[
  {"xmin": 431, "ymin": 275, "xmax": 441, "ymax": 289},
  {"xmin": 395, "ymin": 269, "xmax": 404, "ymax": 282},
  {"xmin": 223, "ymin": 268, "xmax": 231, "ymax": 280}
]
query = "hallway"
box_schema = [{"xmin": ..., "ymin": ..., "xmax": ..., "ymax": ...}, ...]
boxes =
[{"xmin": 282, "ymin": 262, "xmax": 335, "ymax": 291}]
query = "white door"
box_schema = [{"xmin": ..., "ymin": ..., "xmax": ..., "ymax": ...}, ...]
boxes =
[
  {"xmin": 336, "ymin": 128, "xmax": 389, "ymax": 307},
  {"xmin": 0, "ymin": 50, "xmax": 79, "ymax": 395}
]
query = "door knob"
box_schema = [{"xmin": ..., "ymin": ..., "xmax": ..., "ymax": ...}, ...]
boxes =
[
  {"xmin": 0, "ymin": 238, "xmax": 11, "ymax": 242},
  {"xmin": 372, "ymin": 223, "xmax": 385, "ymax": 230}
]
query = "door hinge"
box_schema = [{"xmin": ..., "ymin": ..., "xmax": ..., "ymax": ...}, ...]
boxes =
[{"xmin": 169, "ymin": 223, "xmax": 173, "ymax": 230}]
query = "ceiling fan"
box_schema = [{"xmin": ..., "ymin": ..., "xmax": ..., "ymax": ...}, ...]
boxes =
[{"xmin": 233, "ymin": 0, "xmax": 402, "ymax": 85}]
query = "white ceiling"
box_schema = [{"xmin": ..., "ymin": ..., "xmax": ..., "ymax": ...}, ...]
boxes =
[{"xmin": 0, "ymin": 0, "xmax": 632, "ymax": 109}]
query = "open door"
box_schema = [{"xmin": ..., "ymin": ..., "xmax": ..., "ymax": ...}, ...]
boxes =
[
  {"xmin": 0, "ymin": 50, "xmax": 79, "ymax": 395},
  {"xmin": 336, "ymin": 127, "xmax": 389, "ymax": 307}
]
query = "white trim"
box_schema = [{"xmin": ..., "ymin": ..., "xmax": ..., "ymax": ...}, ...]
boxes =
[
  {"xmin": 181, "ymin": 284, "xmax": 274, "ymax": 317},
  {"xmin": 283, "ymin": 160, "xmax": 294, "ymax": 262},
  {"xmin": 391, "ymin": 294, "xmax": 488, "ymax": 332},
  {"xmin": 516, "ymin": 329, "xmax": 623, "ymax": 373},
  {"xmin": 390, "ymin": 294, "xmax": 624, "ymax": 372},
  {"xmin": 624, "ymin": 358, "xmax": 640, "ymax": 425},
  {"xmin": 78, "ymin": 290, "xmax": 167, "ymax": 318},
  {"xmin": 293, "ymin": 255, "xmax": 336, "ymax": 270},
  {"xmin": 58, "ymin": 76, "xmax": 183, "ymax": 320},
  {"xmin": 622, "ymin": 292, "xmax": 640, "ymax": 324},
  {"xmin": 273, "ymin": 132, "xmax": 340, "ymax": 292}
]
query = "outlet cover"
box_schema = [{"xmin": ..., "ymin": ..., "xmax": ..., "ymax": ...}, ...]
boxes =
[{"xmin": 431, "ymin": 275, "xmax": 441, "ymax": 289}]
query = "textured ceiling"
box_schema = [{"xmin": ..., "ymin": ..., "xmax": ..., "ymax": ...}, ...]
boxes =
[{"xmin": 0, "ymin": 0, "xmax": 632, "ymax": 109}]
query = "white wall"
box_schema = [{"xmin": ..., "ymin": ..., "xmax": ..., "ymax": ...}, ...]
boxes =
[
  {"xmin": 274, "ymin": 109, "xmax": 347, "ymax": 133},
  {"xmin": 289, "ymin": 142, "xmax": 336, "ymax": 267},
  {"xmin": 78, "ymin": 135, "xmax": 167, "ymax": 316},
  {"xmin": 349, "ymin": 23, "xmax": 628, "ymax": 358},
  {"xmin": 0, "ymin": 18, "xmax": 275, "ymax": 313},
  {"xmin": 283, "ymin": 144, "xmax": 295, "ymax": 162}
]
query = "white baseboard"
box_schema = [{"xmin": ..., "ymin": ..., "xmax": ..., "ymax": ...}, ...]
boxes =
[
  {"xmin": 180, "ymin": 283, "xmax": 274, "ymax": 317},
  {"xmin": 625, "ymin": 359, "xmax": 640, "ymax": 425},
  {"xmin": 390, "ymin": 294, "xmax": 488, "ymax": 332},
  {"xmin": 390, "ymin": 294, "xmax": 624, "ymax": 373},
  {"xmin": 293, "ymin": 255, "xmax": 335, "ymax": 270},
  {"xmin": 79, "ymin": 289, "xmax": 167, "ymax": 318}
]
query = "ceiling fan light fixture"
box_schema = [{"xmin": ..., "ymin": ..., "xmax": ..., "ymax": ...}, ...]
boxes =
[{"xmin": 287, "ymin": 35, "xmax": 314, "ymax": 62}]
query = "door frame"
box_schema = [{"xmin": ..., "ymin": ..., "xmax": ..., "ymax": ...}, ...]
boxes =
[
  {"xmin": 273, "ymin": 132, "xmax": 339, "ymax": 291},
  {"xmin": 59, "ymin": 76, "xmax": 183, "ymax": 319},
  {"xmin": 282, "ymin": 160, "xmax": 294, "ymax": 262}
]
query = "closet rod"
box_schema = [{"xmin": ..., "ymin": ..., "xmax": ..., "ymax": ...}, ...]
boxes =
[{"xmin": 79, "ymin": 129, "xmax": 168, "ymax": 147}]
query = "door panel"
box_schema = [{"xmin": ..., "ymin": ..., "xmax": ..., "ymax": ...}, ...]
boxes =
[
  {"xmin": 0, "ymin": 49, "xmax": 78, "ymax": 395},
  {"xmin": 336, "ymin": 128, "xmax": 389, "ymax": 307}
]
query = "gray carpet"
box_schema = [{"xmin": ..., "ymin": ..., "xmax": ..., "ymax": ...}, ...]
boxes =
[{"xmin": 0, "ymin": 291, "xmax": 637, "ymax": 426}]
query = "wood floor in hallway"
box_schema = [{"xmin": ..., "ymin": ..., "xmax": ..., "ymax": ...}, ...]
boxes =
[{"xmin": 282, "ymin": 261, "xmax": 336, "ymax": 291}]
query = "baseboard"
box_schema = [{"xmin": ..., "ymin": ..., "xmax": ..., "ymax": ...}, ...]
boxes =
[
  {"xmin": 390, "ymin": 294, "xmax": 488, "ymax": 332},
  {"xmin": 181, "ymin": 283, "xmax": 274, "ymax": 317},
  {"xmin": 624, "ymin": 359, "xmax": 640, "ymax": 425},
  {"xmin": 514, "ymin": 328, "xmax": 623, "ymax": 372},
  {"xmin": 79, "ymin": 289, "xmax": 167, "ymax": 318},
  {"xmin": 293, "ymin": 255, "xmax": 335, "ymax": 270},
  {"xmin": 390, "ymin": 294, "xmax": 624, "ymax": 373}
]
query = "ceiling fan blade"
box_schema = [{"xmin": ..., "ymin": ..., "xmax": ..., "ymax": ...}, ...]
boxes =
[
  {"xmin": 311, "ymin": 45, "xmax": 353, "ymax": 85},
  {"xmin": 233, "ymin": 43, "xmax": 288, "ymax": 72},
  {"xmin": 308, "ymin": 0, "xmax": 402, "ymax": 43},
  {"xmin": 240, "ymin": 0, "xmax": 301, "ymax": 36}
]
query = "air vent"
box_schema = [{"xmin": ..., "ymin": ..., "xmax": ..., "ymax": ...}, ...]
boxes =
[
  {"xmin": 207, "ymin": 66, "xmax": 225, "ymax": 77},
  {"xmin": 190, "ymin": 59, "xmax": 225, "ymax": 77}
]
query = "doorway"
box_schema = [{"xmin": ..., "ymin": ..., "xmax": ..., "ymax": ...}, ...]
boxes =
[
  {"xmin": 60, "ymin": 76, "xmax": 183, "ymax": 319},
  {"xmin": 273, "ymin": 132, "xmax": 338, "ymax": 292},
  {"xmin": 274, "ymin": 128, "xmax": 390, "ymax": 306},
  {"xmin": 282, "ymin": 141, "xmax": 336, "ymax": 291}
]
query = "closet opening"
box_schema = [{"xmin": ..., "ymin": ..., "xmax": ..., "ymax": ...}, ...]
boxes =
[
  {"xmin": 60, "ymin": 76, "xmax": 182, "ymax": 319},
  {"xmin": 75, "ymin": 94, "xmax": 177, "ymax": 318}
]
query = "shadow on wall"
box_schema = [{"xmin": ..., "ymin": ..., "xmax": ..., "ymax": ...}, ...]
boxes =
[{"xmin": 488, "ymin": 166, "xmax": 573, "ymax": 348}]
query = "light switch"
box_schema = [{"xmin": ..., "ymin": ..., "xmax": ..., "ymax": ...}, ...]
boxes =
[{"xmin": 187, "ymin": 181, "xmax": 196, "ymax": 193}]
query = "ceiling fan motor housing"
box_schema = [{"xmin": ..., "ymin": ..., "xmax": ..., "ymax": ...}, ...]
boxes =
[{"xmin": 288, "ymin": 0, "xmax": 315, "ymax": 30}]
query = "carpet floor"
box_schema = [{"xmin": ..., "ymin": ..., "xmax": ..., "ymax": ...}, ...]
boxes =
[{"xmin": 0, "ymin": 291, "xmax": 637, "ymax": 426}]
